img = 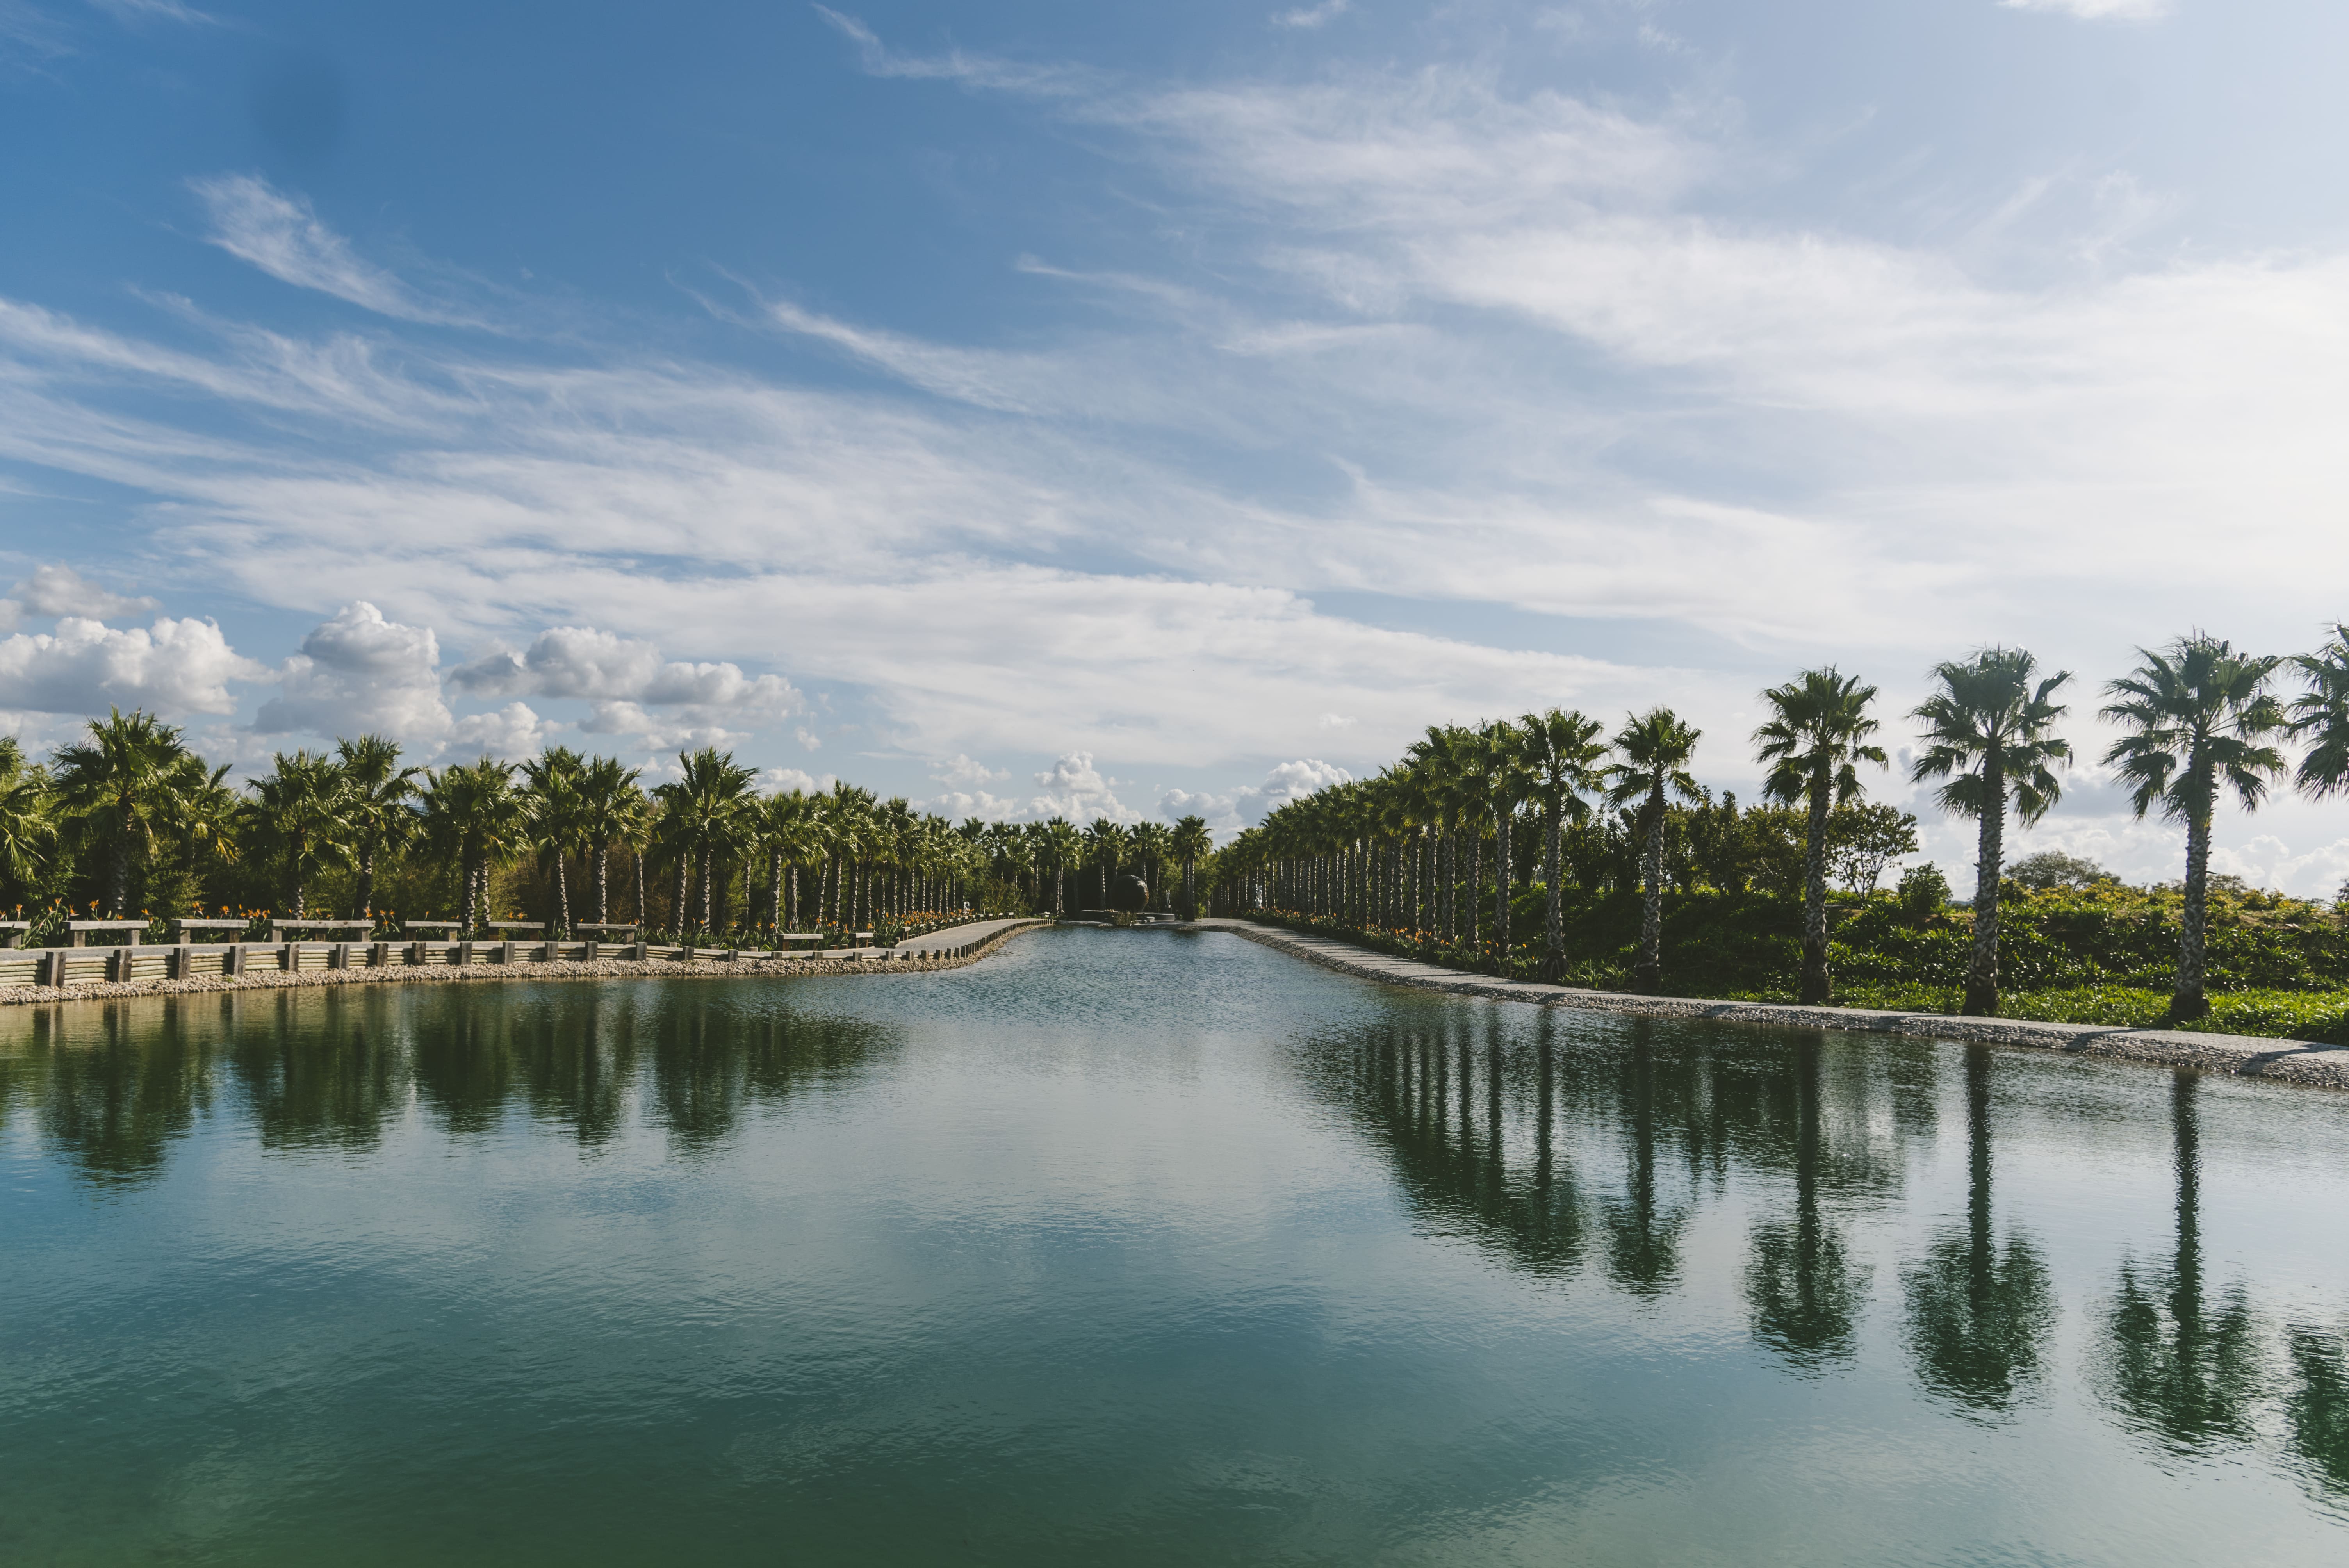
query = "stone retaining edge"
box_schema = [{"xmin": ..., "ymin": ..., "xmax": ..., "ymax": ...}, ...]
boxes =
[
  {"xmin": 1213, "ymin": 919, "xmax": 2349, "ymax": 1092},
  {"xmin": 0, "ymin": 919, "xmax": 1052, "ymax": 1010}
]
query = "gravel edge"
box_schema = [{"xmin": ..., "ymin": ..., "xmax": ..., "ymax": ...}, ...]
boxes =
[
  {"xmin": 0, "ymin": 920, "xmax": 1050, "ymax": 1009},
  {"xmin": 1213, "ymin": 920, "xmax": 2349, "ymax": 1091}
]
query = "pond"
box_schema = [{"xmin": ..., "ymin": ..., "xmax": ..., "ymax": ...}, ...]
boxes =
[{"xmin": 3, "ymin": 926, "xmax": 2347, "ymax": 1564}]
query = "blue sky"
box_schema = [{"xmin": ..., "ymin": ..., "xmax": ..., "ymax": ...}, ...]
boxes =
[{"xmin": 3, "ymin": 0, "xmax": 2347, "ymax": 891}]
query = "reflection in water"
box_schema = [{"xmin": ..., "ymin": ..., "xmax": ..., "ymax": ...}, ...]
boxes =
[
  {"xmin": 1745, "ymin": 1037, "xmax": 1869, "ymax": 1372},
  {"xmin": 18, "ymin": 1005, "xmax": 217, "ymax": 1186},
  {"xmin": 1602, "ymin": 1026, "xmax": 1686, "ymax": 1299},
  {"xmin": 1901, "ymin": 1045, "xmax": 2057, "ymax": 1416},
  {"xmin": 2099, "ymin": 1073, "xmax": 2263, "ymax": 1453},
  {"xmin": 2286, "ymin": 1327, "xmax": 2349, "ymax": 1496},
  {"xmin": 0, "ymin": 983, "xmax": 899, "ymax": 1180}
]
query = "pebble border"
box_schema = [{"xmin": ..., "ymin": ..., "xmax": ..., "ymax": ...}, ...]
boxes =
[
  {"xmin": 0, "ymin": 919, "xmax": 1051, "ymax": 1010},
  {"xmin": 1209, "ymin": 919, "xmax": 2349, "ymax": 1092}
]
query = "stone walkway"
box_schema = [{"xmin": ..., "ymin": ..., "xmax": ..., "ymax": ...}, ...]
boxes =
[
  {"xmin": 893, "ymin": 917, "xmax": 1048, "ymax": 956},
  {"xmin": 1194, "ymin": 918, "xmax": 2349, "ymax": 1092}
]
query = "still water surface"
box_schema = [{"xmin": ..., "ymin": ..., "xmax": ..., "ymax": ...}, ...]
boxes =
[{"xmin": 3, "ymin": 927, "xmax": 2347, "ymax": 1564}]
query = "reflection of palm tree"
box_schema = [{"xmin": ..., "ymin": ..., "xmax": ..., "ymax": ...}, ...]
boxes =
[
  {"xmin": 2098, "ymin": 1073, "xmax": 2261, "ymax": 1451},
  {"xmin": 1746, "ymin": 1037, "xmax": 1869, "ymax": 1370},
  {"xmin": 1901, "ymin": 1046, "xmax": 2056, "ymax": 1414},
  {"xmin": 2283, "ymin": 1326, "xmax": 2349, "ymax": 1496},
  {"xmin": 1602, "ymin": 1028, "xmax": 1686, "ymax": 1298}
]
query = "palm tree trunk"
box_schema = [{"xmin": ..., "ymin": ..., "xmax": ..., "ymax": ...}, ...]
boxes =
[
  {"xmin": 110, "ymin": 839, "xmax": 130, "ymax": 919},
  {"xmin": 633, "ymin": 850, "xmax": 644, "ymax": 925},
  {"xmin": 552, "ymin": 848, "xmax": 570, "ymax": 936},
  {"xmin": 1467, "ymin": 833, "xmax": 1483, "ymax": 950},
  {"xmin": 672, "ymin": 854, "xmax": 690, "ymax": 938},
  {"xmin": 1963, "ymin": 757, "xmax": 2005, "ymax": 1017},
  {"xmin": 1636, "ymin": 782, "xmax": 1665, "ymax": 992},
  {"xmin": 355, "ymin": 842, "xmax": 377, "ymax": 921},
  {"xmin": 460, "ymin": 851, "xmax": 480, "ymax": 934},
  {"xmin": 595, "ymin": 842, "xmax": 611, "ymax": 925},
  {"xmin": 769, "ymin": 849, "xmax": 783, "ymax": 932},
  {"xmin": 1800, "ymin": 777, "xmax": 1832, "ymax": 1005},
  {"xmin": 699, "ymin": 848, "xmax": 715, "ymax": 934},
  {"xmin": 1495, "ymin": 809, "xmax": 1512, "ymax": 959},
  {"xmin": 2174, "ymin": 805, "xmax": 2213, "ymax": 1021},
  {"xmin": 1543, "ymin": 795, "xmax": 1564, "ymax": 983}
]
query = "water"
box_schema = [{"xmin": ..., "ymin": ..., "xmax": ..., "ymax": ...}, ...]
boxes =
[{"xmin": 3, "ymin": 927, "xmax": 2346, "ymax": 1565}]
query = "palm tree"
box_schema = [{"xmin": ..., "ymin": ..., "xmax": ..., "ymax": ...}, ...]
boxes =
[
  {"xmin": 1479, "ymin": 719, "xmax": 1532, "ymax": 956},
  {"xmin": 2102, "ymin": 636, "xmax": 2286, "ymax": 1023},
  {"xmin": 1518, "ymin": 709, "xmax": 1606, "ymax": 983},
  {"xmin": 520, "ymin": 747, "xmax": 588, "ymax": 935},
  {"xmin": 48, "ymin": 707, "xmax": 199, "ymax": 916},
  {"xmin": 654, "ymin": 747, "xmax": 759, "ymax": 936},
  {"xmin": 2287, "ymin": 622, "xmax": 2349, "ymax": 801},
  {"xmin": 1082, "ymin": 817, "xmax": 1125, "ymax": 911},
  {"xmin": 1603, "ymin": 710, "xmax": 1703, "ymax": 994},
  {"xmin": 335, "ymin": 734, "xmax": 421, "ymax": 922},
  {"xmin": 0, "ymin": 737, "xmax": 54, "ymax": 906},
  {"xmin": 1042, "ymin": 817, "xmax": 1080, "ymax": 915},
  {"xmin": 247, "ymin": 749, "xmax": 355, "ymax": 919},
  {"xmin": 574, "ymin": 754, "xmax": 647, "ymax": 925},
  {"xmin": 1170, "ymin": 814, "xmax": 1211, "ymax": 920},
  {"xmin": 419, "ymin": 757, "xmax": 525, "ymax": 935},
  {"xmin": 1756, "ymin": 669, "xmax": 1887, "ymax": 1005},
  {"xmin": 1911, "ymin": 649, "xmax": 2073, "ymax": 1017}
]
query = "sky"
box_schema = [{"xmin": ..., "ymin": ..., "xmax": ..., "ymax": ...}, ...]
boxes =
[{"xmin": 2, "ymin": 0, "xmax": 2346, "ymax": 893}]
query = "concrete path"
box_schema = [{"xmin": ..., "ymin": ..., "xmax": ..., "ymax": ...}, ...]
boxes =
[
  {"xmin": 1193, "ymin": 918, "xmax": 2349, "ymax": 1092},
  {"xmin": 892, "ymin": 917, "xmax": 1050, "ymax": 957}
]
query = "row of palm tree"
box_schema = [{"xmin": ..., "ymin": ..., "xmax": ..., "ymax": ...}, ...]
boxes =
[
  {"xmin": 1213, "ymin": 629, "xmax": 2349, "ymax": 1023},
  {"xmin": 0, "ymin": 714, "xmax": 1228, "ymax": 940}
]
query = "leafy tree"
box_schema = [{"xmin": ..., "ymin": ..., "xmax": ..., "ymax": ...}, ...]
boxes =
[
  {"xmin": 1756, "ymin": 668, "xmax": 1887, "ymax": 1005},
  {"xmin": 1603, "ymin": 708, "xmax": 1703, "ymax": 993},
  {"xmin": 1896, "ymin": 862, "xmax": 1952, "ymax": 918},
  {"xmin": 2007, "ymin": 850, "xmax": 2114, "ymax": 892},
  {"xmin": 1826, "ymin": 802, "xmax": 1921, "ymax": 898},
  {"xmin": 1911, "ymin": 647, "xmax": 2072, "ymax": 1015},
  {"xmin": 246, "ymin": 749, "xmax": 354, "ymax": 919},
  {"xmin": 2101, "ymin": 636, "xmax": 2286, "ymax": 1022}
]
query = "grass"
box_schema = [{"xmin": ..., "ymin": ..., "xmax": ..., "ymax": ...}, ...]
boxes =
[{"xmin": 1771, "ymin": 981, "xmax": 2349, "ymax": 1045}]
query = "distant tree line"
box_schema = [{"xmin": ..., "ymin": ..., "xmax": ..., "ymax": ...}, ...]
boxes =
[
  {"xmin": 0, "ymin": 720, "xmax": 1215, "ymax": 943},
  {"xmin": 1208, "ymin": 630, "xmax": 2349, "ymax": 1023}
]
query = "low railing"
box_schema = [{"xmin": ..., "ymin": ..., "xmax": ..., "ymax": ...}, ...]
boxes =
[{"xmin": 0, "ymin": 915, "xmax": 1046, "ymax": 991}]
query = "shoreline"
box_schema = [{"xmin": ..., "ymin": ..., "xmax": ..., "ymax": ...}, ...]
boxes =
[
  {"xmin": 0, "ymin": 919, "xmax": 1050, "ymax": 1010},
  {"xmin": 1205, "ymin": 918, "xmax": 2349, "ymax": 1092}
]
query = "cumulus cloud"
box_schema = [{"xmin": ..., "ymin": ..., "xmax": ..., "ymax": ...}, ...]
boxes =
[
  {"xmin": 757, "ymin": 765, "xmax": 836, "ymax": 794},
  {"xmin": 253, "ymin": 600, "xmax": 451, "ymax": 741},
  {"xmin": 795, "ymin": 726, "xmax": 822, "ymax": 750},
  {"xmin": 933, "ymin": 753, "xmax": 1007, "ymax": 789},
  {"xmin": 0, "ymin": 615, "xmax": 264, "ymax": 715},
  {"xmin": 0, "ymin": 564, "xmax": 160, "ymax": 629},
  {"xmin": 447, "ymin": 701, "xmax": 555, "ymax": 759},
  {"xmin": 1030, "ymin": 750, "xmax": 1139, "ymax": 823},
  {"xmin": 451, "ymin": 625, "xmax": 797, "ymax": 712}
]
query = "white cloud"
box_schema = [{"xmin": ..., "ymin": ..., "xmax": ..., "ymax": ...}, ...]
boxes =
[
  {"xmin": 924, "ymin": 788, "xmax": 1023, "ymax": 821},
  {"xmin": 1271, "ymin": 0, "xmax": 1350, "ymax": 30},
  {"xmin": 253, "ymin": 600, "xmax": 451, "ymax": 742},
  {"xmin": 88, "ymin": 0, "xmax": 215, "ymax": 23},
  {"xmin": 1030, "ymin": 750, "xmax": 1139, "ymax": 823},
  {"xmin": 579, "ymin": 700, "xmax": 743, "ymax": 752},
  {"xmin": 932, "ymin": 753, "xmax": 1007, "ymax": 789},
  {"xmin": 447, "ymin": 701, "xmax": 555, "ymax": 759},
  {"xmin": 0, "ymin": 614, "xmax": 264, "ymax": 715},
  {"xmin": 449, "ymin": 625, "xmax": 798, "ymax": 713},
  {"xmin": 186, "ymin": 173, "xmax": 474, "ymax": 325},
  {"xmin": 2000, "ymin": 0, "xmax": 2169, "ymax": 20},
  {"xmin": 795, "ymin": 726, "xmax": 822, "ymax": 750},
  {"xmin": 757, "ymin": 765, "xmax": 836, "ymax": 794},
  {"xmin": 0, "ymin": 563, "xmax": 161, "ymax": 627}
]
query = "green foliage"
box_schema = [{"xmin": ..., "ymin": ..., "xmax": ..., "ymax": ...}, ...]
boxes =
[{"xmin": 1898, "ymin": 862, "xmax": 1951, "ymax": 916}]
